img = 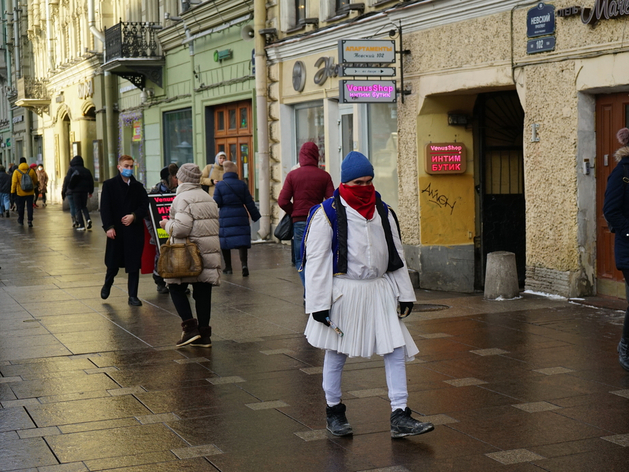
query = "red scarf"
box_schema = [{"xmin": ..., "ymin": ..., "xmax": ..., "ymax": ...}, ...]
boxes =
[{"xmin": 339, "ymin": 183, "xmax": 376, "ymax": 220}]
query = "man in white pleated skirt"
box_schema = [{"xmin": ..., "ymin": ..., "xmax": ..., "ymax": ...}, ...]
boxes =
[{"xmin": 302, "ymin": 151, "xmax": 435, "ymax": 439}]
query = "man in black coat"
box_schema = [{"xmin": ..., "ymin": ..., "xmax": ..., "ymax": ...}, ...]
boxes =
[{"xmin": 99, "ymin": 155, "xmax": 149, "ymax": 306}]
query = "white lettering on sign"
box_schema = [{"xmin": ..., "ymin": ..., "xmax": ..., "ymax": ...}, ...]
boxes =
[{"xmin": 531, "ymin": 13, "xmax": 551, "ymax": 24}]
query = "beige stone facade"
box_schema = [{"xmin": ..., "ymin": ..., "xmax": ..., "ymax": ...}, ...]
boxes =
[{"xmin": 265, "ymin": 0, "xmax": 629, "ymax": 297}]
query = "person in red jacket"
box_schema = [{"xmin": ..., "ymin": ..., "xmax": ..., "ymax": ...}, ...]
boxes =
[{"xmin": 278, "ymin": 142, "xmax": 334, "ymax": 286}]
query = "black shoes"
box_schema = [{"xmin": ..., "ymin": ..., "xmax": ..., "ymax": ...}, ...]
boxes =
[
  {"xmin": 190, "ymin": 326, "xmax": 212, "ymax": 347},
  {"xmin": 28, "ymin": 222, "xmax": 33, "ymax": 227},
  {"xmin": 87, "ymin": 219, "xmax": 92, "ymax": 230},
  {"xmin": 618, "ymin": 338, "xmax": 629, "ymax": 372},
  {"xmin": 156, "ymin": 284, "xmax": 169, "ymax": 294},
  {"xmin": 224, "ymin": 268, "xmax": 233, "ymax": 274},
  {"xmin": 128, "ymin": 297, "xmax": 142, "ymax": 306},
  {"xmin": 326, "ymin": 403, "xmax": 353, "ymax": 437},
  {"xmin": 390, "ymin": 407, "xmax": 434, "ymax": 438},
  {"xmin": 101, "ymin": 284, "xmax": 112, "ymax": 299},
  {"xmin": 242, "ymin": 266, "xmax": 249, "ymax": 277}
]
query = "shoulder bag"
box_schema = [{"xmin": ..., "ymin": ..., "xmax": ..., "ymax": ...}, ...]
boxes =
[
  {"xmin": 157, "ymin": 227, "xmax": 203, "ymax": 278},
  {"xmin": 274, "ymin": 213, "xmax": 293, "ymax": 241}
]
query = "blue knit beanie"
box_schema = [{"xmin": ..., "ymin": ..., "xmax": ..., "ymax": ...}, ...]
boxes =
[{"xmin": 341, "ymin": 151, "xmax": 374, "ymax": 183}]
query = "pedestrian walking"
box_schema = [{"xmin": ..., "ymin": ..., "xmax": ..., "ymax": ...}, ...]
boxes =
[
  {"xmin": 7, "ymin": 163, "xmax": 17, "ymax": 211},
  {"xmin": 99, "ymin": 155, "xmax": 149, "ymax": 306},
  {"xmin": 301, "ymin": 151, "xmax": 434, "ymax": 439},
  {"xmin": 64, "ymin": 155, "xmax": 95, "ymax": 230},
  {"xmin": 201, "ymin": 151, "xmax": 226, "ymax": 196},
  {"xmin": 213, "ymin": 161, "xmax": 260, "ymax": 276},
  {"xmin": 29, "ymin": 164, "xmax": 40, "ymax": 208},
  {"xmin": 11, "ymin": 157, "xmax": 38, "ymax": 227},
  {"xmin": 146, "ymin": 164, "xmax": 179, "ymax": 294},
  {"xmin": 0, "ymin": 165, "xmax": 10, "ymax": 218},
  {"xmin": 159, "ymin": 163, "xmax": 221, "ymax": 347},
  {"xmin": 61, "ymin": 161, "xmax": 78, "ymax": 227},
  {"xmin": 278, "ymin": 142, "xmax": 334, "ymax": 286},
  {"xmin": 603, "ymin": 127, "xmax": 629, "ymax": 372},
  {"xmin": 35, "ymin": 164, "xmax": 49, "ymax": 207}
]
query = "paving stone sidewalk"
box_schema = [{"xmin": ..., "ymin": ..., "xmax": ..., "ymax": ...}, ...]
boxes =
[{"xmin": 1, "ymin": 205, "xmax": 629, "ymax": 471}]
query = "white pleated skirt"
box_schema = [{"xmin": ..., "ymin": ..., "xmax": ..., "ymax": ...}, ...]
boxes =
[{"xmin": 304, "ymin": 276, "xmax": 419, "ymax": 360}]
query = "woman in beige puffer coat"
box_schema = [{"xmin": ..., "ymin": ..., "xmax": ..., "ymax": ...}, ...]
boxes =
[{"xmin": 160, "ymin": 163, "xmax": 221, "ymax": 348}]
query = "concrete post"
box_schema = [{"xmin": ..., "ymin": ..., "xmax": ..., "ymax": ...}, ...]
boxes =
[{"xmin": 484, "ymin": 251, "xmax": 520, "ymax": 299}]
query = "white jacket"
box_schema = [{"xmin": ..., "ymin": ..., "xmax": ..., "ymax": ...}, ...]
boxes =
[{"xmin": 163, "ymin": 182, "xmax": 221, "ymax": 285}]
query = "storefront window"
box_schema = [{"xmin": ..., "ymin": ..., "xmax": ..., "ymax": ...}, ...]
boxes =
[
  {"xmin": 368, "ymin": 103, "xmax": 398, "ymax": 210},
  {"xmin": 295, "ymin": 101, "xmax": 325, "ymax": 168},
  {"xmin": 163, "ymin": 108, "xmax": 193, "ymax": 166},
  {"xmin": 120, "ymin": 111, "xmax": 146, "ymax": 184}
]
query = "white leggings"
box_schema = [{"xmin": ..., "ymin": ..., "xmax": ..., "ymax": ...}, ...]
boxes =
[{"xmin": 322, "ymin": 347, "xmax": 408, "ymax": 411}]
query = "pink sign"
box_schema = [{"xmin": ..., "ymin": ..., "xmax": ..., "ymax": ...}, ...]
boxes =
[{"xmin": 425, "ymin": 143, "xmax": 467, "ymax": 175}]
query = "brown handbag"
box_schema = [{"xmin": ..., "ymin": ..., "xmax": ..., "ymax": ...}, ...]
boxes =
[{"xmin": 157, "ymin": 228, "xmax": 203, "ymax": 279}]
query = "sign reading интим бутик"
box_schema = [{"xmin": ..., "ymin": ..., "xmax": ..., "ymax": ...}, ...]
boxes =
[{"xmin": 425, "ymin": 143, "xmax": 467, "ymax": 175}]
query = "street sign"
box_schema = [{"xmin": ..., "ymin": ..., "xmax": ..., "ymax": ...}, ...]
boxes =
[
  {"xmin": 338, "ymin": 40, "xmax": 396, "ymax": 64},
  {"xmin": 527, "ymin": 36, "xmax": 556, "ymax": 54},
  {"xmin": 339, "ymin": 80, "xmax": 397, "ymax": 103},
  {"xmin": 341, "ymin": 66, "xmax": 396, "ymax": 77},
  {"xmin": 527, "ymin": 3, "xmax": 555, "ymax": 38}
]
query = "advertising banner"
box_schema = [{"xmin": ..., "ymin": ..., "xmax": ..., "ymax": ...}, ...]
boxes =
[
  {"xmin": 339, "ymin": 80, "xmax": 397, "ymax": 103},
  {"xmin": 148, "ymin": 194, "xmax": 176, "ymax": 251}
]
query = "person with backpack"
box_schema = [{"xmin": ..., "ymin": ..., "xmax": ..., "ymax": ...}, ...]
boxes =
[
  {"xmin": 64, "ymin": 155, "xmax": 95, "ymax": 231},
  {"xmin": 0, "ymin": 165, "xmax": 11, "ymax": 218},
  {"xmin": 10, "ymin": 157, "xmax": 38, "ymax": 227},
  {"xmin": 301, "ymin": 151, "xmax": 434, "ymax": 439}
]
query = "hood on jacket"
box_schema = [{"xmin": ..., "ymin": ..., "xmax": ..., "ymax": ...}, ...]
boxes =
[
  {"xmin": 298, "ymin": 142, "xmax": 320, "ymax": 167},
  {"xmin": 18, "ymin": 162, "xmax": 31, "ymax": 173},
  {"xmin": 70, "ymin": 155, "xmax": 84, "ymax": 167},
  {"xmin": 615, "ymin": 146, "xmax": 629, "ymax": 162}
]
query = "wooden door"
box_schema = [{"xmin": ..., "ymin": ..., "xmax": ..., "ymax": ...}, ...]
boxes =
[
  {"xmin": 596, "ymin": 93, "xmax": 629, "ymax": 297},
  {"xmin": 214, "ymin": 100, "xmax": 254, "ymax": 195}
]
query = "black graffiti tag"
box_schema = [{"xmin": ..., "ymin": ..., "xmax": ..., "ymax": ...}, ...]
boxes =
[{"xmin": 422, "ymin": 182, "xmax": 456, "ymax": 215}]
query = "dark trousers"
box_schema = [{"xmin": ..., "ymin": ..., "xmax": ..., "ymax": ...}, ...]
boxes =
[
  {"xmin": 73, "ymin": 192, "xmax": 90, "ymax": 227},
  {"xmin": 169, "ymin": 282, "xmax": 212, "ymax": 327},
  {"xmin": 222, "ymin": 248, "xmax": 248, "ymax": 270},
  {"xmin": 104, "ymin": 266, "xmax": 139, "ymax": 298},
  {"xmin": 622, "ymin": 270, "xmax": 629, "ymax": 339},
  {"xmin": 16, "ymin": 194, "xmax": 33, "ymax": 224}
]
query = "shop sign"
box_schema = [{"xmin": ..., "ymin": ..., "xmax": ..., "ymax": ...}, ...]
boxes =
[
  {"xmin": 314, "ymin": 57, "xmax": 339, "ymax": 85},
  {"xmin": 557, "ymin": 1, "xmax": 629, "ymax": 25},
  {"xmin": 338, "ymin": 40, "xmax": 396, "ymax": 64},
  {"xmin": 527, "ymin": 36, "xmax": 556, "ymax": 54},
  {"xmin": 425, "ymin": 143, "xmax": 467, "ymax": 175},
  {"xmin": 527, "ymin": 3, "xmax": 556, "ymax": 37},
  {"xmin": 339, "ymin": 80, "xmax": 396, "ymax": 103},
  {"xmin": 148, "ymin": 194, "xmax": 176, "ymax": 251},
  {"xmin": 132, "ymin": 120, "xmax": 142, "ymax": 142}
]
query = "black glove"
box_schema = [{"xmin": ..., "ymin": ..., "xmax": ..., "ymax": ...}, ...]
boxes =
[
  {"xmin": 399, "ymin": 302, "xmax": 414, "ymax": 318},
  {"xmin": 312, "ymin": 310, "xmax": 330, "ymax": 326}
]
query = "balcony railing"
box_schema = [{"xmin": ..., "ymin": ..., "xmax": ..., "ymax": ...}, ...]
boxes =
[
  {"xmin": 105, "ymin": 21, "xmax": 162, "ymax": 64},
  {"xmin": 17, "ymin": 77, "xmax": 49, "ymax": 101}
]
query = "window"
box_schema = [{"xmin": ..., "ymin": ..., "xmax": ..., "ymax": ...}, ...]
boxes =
[
  {"xmin": 163, "ymin": 108, "xmax": 193, "ymax": 166},
  {"xmin": 295, "ymin": 101, "xmax": 325, "ymax": 169},
  {"xmin": 336, "ymin": 0, "xmax": 350, "ymax": 11},
  {"xmin": 368, "ymin": 103, "xmax": 398, "ymax": 210},
  {"xmin": 296, "ymin": 0, "xmax": 306, "ymax": 24}
]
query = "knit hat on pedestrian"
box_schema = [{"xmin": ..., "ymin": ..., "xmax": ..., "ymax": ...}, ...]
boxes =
[
  {"xmin": 176, "ymin": 163, "xmax": 202, "ymax": 183},
  {"xmin": 160, "ymin": 166, "xmax": 170, "ymax": 181},
  {"xmin": 618, "ymin": 128, "xmax": 629, "ymax": 146},
  {"xmin": 341, "ymin": 151, "xmax": 374, "ymax": 183}
]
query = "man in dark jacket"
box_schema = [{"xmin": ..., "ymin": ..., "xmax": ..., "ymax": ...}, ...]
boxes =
[
  {"xmin": 278, "ymin": 142, "xmax": 334, "ymax": 285},
  {"xmin": 63, "ymin": 155, "xmax": 95, "ymax": 230},
  {"xmin": 100, "ymin": 155, "xmax": 149, "ymax": 306}
]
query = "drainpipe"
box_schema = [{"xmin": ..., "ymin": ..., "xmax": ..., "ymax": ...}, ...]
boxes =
[
  {"xmin": 88, "ymin": 0, "xmax": 116, "ymax": 180},
  {"xmin": 254, "ymin": 0, "xmax": 270, "ymax": 239},
  {"xmin": 12, "ymin": 5, "xmax": 19, "ymax": 78}
]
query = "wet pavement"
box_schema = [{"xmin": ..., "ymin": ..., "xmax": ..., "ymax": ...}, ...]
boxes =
[{"xmin": 1, "ymin": 205, "xmax": 629, "ymax": 471}]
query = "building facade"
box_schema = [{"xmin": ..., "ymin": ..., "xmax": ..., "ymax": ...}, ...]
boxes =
[{"xmin": 263, "ymin": 0, "xmax": 629, "ymax": 298}]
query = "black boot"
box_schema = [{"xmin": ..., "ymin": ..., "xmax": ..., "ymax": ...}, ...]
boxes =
[
  {"xmin": 190, "ymin": 326, "xmax": 212, "ymax": 347},
  {"xmin": 390, "ymin": 407, "xmax": 434, "ymax": 438},
  {"xmin": 618, "ymin": 338, "xmax": 629, "ymax": 372},
  {"xmin": 326, "ymin": 403, "xmax": 353, "ymax": 437},
  {"xmin": 176, "ymin": 319, "xmax": 200, "ymax": 347}
]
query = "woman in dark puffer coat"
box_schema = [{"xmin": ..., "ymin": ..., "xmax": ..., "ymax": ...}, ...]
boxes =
[{"xmin": 213, "ymin": 161, "xmax": 261, "ymax": 276}]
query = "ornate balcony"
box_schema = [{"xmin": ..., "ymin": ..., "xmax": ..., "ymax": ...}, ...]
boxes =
[
  {"xmin": 15, "ymin": 77, "xmax": 50, "ymax": 116},
  {"xmin": 103, "ymin": 21, "xmax": 164, "ymax": 89}
]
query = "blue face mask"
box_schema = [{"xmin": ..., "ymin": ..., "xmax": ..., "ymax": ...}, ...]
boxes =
[{"xmin": 121, "ymin": 168, "xmax": 133, "ymax": 178}]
